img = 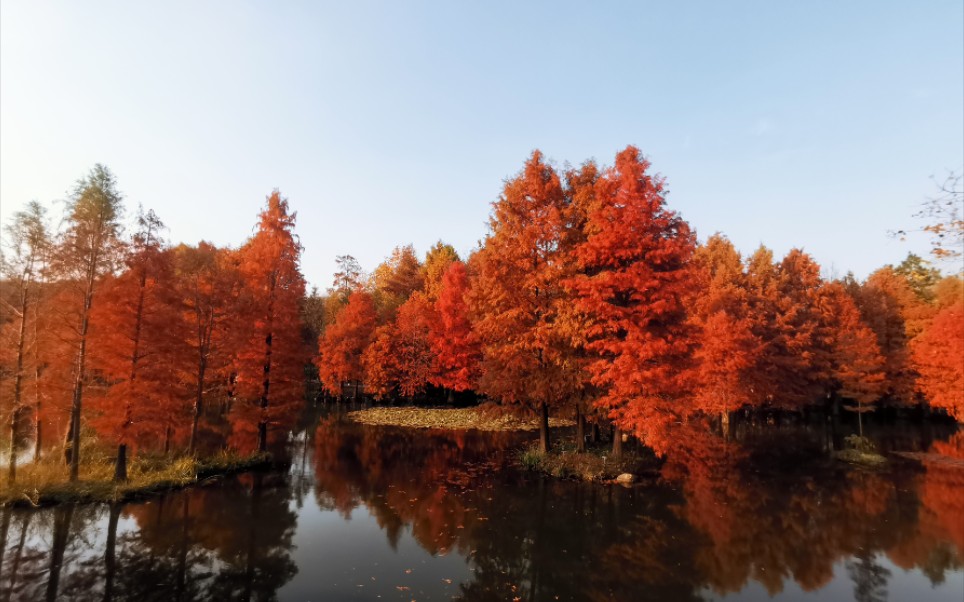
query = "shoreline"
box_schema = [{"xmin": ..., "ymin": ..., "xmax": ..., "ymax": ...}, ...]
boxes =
[{"xmin": 1, "ymin": 452, "xmax": 276, "ymax": 509}]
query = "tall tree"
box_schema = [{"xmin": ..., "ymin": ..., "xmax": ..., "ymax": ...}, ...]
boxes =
[
  {"xmin": 87, "ymin": 209, "xmax": 178, "ymax": 478},
  {"xmin": 568, "ymin": 146, "xmax": 696, "ymax": 454},
  {"xmin": 745, "ymin": 248, "xmax": 829, "ymax": 411},
  {"xmin": 391, "ymin": 293, "xmax": 436, "ymax": 398},
  {"xmin": 429, "ymin": 261, "xmax": 481, "ymax": 398},
  {"xmin": 913, "ymin": 300, "xmax": 964, "ymax": 420},
  {"xmin": 1, "ymin": 201, "xmax": 50, "ymax": 483},
  {"xmin": 234, "ymin": 191, "xmax": 307, "ymax": 452},
  {"xmin": 688, "ymin": 234, "xmax": 760, "ymax": 431},
  {"xmin": 57, "ymin": 165, "xmax": 125, "ymax": 480},
  {"xmin": 819, "ymin": 282, "xmax": 886, "ymax": 435},
  {"xmin": 846, "ymin": 270, "xmax": 920, "ymax": 405},
  {"xmin": 172, "ymin": 242, "xmax": 240, "ymax": 454},
  {"xmin": 316, "ymin": 290, "xmax": 377, "ymax": 399},
  {"xmin": 470, "ymin": 151, "xmax": 577, "ymax": 453}
]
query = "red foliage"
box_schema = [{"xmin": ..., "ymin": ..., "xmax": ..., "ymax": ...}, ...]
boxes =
[
  {"xmin": 231, "ymin": 191, "xmax": 307, "ymax": 451},
  {"xmin": 317, "ymin": 290, "xmax": 377, "ymax": 396},
  {"xmin": 569, "ymin": 146, "xmax": 695, "ymax": 449},
  {"xmin": 429, "ymin": 261, "xmax": 481, "ymax": 393},
  {"xmin": 913, "ymin": 302, "xmax": 964, "ymax": 420}
]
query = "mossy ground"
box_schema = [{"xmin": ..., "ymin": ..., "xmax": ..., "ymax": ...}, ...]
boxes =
[
  {"xmin": 1, "ymin": 449, "xmax": 273, "ymax": 507},
  {"xmin": 517, "ymin": 439, "xmax": 660, "ymax": 483}
]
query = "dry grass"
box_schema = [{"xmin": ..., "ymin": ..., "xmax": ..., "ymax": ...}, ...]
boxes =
[
  {"xmin": 347, "ymin": 406, "xmax": 575, "ymax": 431},
  {"xmin": 0, "ymin": 448, "xmax": 272, "ymax": 507}
]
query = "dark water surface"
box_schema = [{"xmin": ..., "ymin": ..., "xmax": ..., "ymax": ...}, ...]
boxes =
[{"xmin": 2, "ymin": 413, "xmax": 962, "ymax": 601}]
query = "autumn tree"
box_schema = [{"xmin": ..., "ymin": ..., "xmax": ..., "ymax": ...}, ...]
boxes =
[
  {"xmin": 370, "ymin": 244, "xmax": 423, "ymax": 319},
  {"xmin": 316, "ymin": 290, "xmax": 377, "ymax": 399},
  {"xmin": 913, "ymin": 298, "xmax": 964, "ymax": 420},
  {"xmin": 421, "ymin": 241, "xmax": 460, "ymax": 300},
  {"xmin": 391, "ymin": 293, "xmax": 436, "ymax": 398},
  {"xmin": 819, "ymin": 282, "xmax": 886, "ymax": 435},
  {"xmin": 87, "ymin": 209, "xmax": 179, "ymax": 478},
  {"xmin": 470, "ymin": 151, "xmax": 580, "ymax": 453},
  {"xmin": 56, "ymin": 165, "xmax": 126, "ymax": 480},
  {"xmin": 172, "ymin": 242, "xmax": 241, "ymax": 453},
  {"xmin": 687, "ymin": 234, "xmax": 760, "ymax": 432},
  {"xmin": 429, "ymin": 261, "xmax": 481, "ymax": 400},
  {"xmin": 568, "ymin": 146, "xmax": 695, "ymax": 454},
  {"xmin": 233, "ymin": 191, "xmax": 307, "ymax": 452},
  {"xmin": 848, "ymin": 267, "xmax": 927, "ymax": 405},
  {"xmin": 744, "ymin": 248, "xmax": 829, "ymax": 411},
  {"xmin": 1, "ymin": 201, "xmax": 50, "ymax": 483}
]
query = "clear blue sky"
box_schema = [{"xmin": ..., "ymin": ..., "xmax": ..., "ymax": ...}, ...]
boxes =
[{"xmin": 2, "ymin": 1, "xmax": 962, "ymax": 289}]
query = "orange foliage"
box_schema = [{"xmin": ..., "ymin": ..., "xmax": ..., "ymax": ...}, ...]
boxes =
[
  {"xmin": 744, "ymin": 248, "xmax": 829, "ymax": 410},
  {"xmin": 429, "ymin": 261, "xmax": 481, "ymax": 393},
  {"xmin": 231, "ymin": 191, "xmax": 307, "ymax": 452},
  {"xmin": 569, "ymin": 146, "xmax": 695, "ymax": 448},
  {"xmin": 819, "ymin": 282, "xmax": 886, "ymax": 409},
  {"xmin": 317, "ymin": 290, "xmax": 377, "ymax": 396},
  {"xmin": 913, "ymin": 302, "xmax": 964, "ymax": 420},
  {"xmin": 469, "ymin": 151, "xmax": 580, "ymax": 416},
  {"xmin": 87, "ymin": 212, "xmax": 186, "ymax": 451},
  {"xmin": 688, "ymin": 234, "xmax": 760, "ymax": 418}
]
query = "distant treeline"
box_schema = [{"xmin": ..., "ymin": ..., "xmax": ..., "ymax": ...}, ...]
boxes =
[{"xmin": 2, "ymin": 149, "xmax": 962, "ymax": 480}]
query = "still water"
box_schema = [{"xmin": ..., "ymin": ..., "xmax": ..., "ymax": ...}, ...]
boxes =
[{"xmin": 1, "ymin": 413, "xmax": 962, "ymax": 601}]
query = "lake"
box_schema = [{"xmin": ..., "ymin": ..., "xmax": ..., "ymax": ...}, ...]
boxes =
[{"xmin": 2, "ymin": 409, "xmax": 962, "ymax": 601}]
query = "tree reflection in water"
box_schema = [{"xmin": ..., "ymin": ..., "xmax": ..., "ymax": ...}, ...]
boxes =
[{"xmin": 1, "ymin": 418, "xmax": 962, "ymax": 601}]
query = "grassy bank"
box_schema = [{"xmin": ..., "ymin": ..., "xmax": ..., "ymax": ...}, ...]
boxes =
[
  {"xmin": 0, "ymin": 450, "xmax": 274, "ymax": 508},
  {"xmin": 347, "ymin": 405, "xmax": 575, "ymax": 431},
  {"xmin": 517, "ymin": 440, "xmax": 660, "ymax": 483}
]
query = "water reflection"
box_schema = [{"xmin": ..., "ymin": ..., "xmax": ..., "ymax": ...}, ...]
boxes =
[{"xmin": 1, "ymin": 416, "xmax": 962, "ymax": 601}]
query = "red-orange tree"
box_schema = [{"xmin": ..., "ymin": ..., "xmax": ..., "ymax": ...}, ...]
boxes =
[
  {"xmin": 233, "ymin": 191, "xmax": 307, "ymax": 452},
  {"xmin": 88, "ymin": 210, "xmax": 182, "ymax": 478},
  {"xmin": 172, "ymin": 242, "xmax": 241, "ymax": 453},
  {"xmin": 913, "ymin": 300, "xmax": 964, "ymax": 420},
  {"xmin": 568, "ymin": 146, "xmax": 696, "ymax": 453},
  {"xmin": 745, "ymin": 248, "xmax": 829, "ymax": 410},
  {"xmin": 317, "ymin": 290, "xmax": 377, "ymax": 399},
  {"xmin": 688, "ymin": 234, "xmax": 760, "ymax": 430},
  {"xmin": 819, "ymin": 281, "xmax": 886, "ymax": 434},
  {"xmin": 429, "ymin": 261, "xmax": 481, "ymax": 397},
  {"xmin": 469, "ymin": 151, "xmax": 579, "ymax": 452}
]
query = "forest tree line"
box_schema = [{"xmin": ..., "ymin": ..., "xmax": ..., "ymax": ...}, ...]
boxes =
[{"xmin": 1, "ymin": 148, "xmax": 962, "ymax": 483}]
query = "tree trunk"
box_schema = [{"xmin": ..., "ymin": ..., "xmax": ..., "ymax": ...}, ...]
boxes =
[
  {"xmin": 612, "ymin": 426, "xmax": 623, "ymax": 458},
  {"xmin": 8, "ymin": 291, "xmax": 28, "ymax": 486},
  {"xmin": 103, "ymin": 503, "xmax": 121, "ymax": 600},
  {"xmin": 67, "ymin": 279, "xmax": 94, "ymax": 481},
  {"xmin": 189, "ymin": 356, "xmax": 207, "ymax": 455},
  {"xmin": 721, "ymin": 410, "xmax": 731, "ymax": 440},
  {"xmin": 539, "ymin": 402, "xmax": 551, "ymax": 453},
  {"xmin": 8, "ymin": 510, "xmax": 31, "ymax": 596},
  {"xmin": 258, "ymin": 281, "xmax": 276, "ymax": 454},
  {"xmin": 45, "ymin": 505, "xmax": 74, "ymax": 602},
  {"xmin": 592, "ymin": 421, "xmax": 600, "ymax": 444},
  {"xmin": 164, "ymin": 426, "xmax": 172, "ymax": 455},
  {"xmin": 858, "ymin": 402, "xmax": 864, "ymax": 437},
  {"xmin": 114, "ymin": 444, "xmax": 128, "ymax": 482},
  {"xmin": 575, "ymin": 406, "xmax": 586, "ymax": 453},
  {"xmin": 446, "ymin": 388, "xmax": 455, "ymax": 405}
]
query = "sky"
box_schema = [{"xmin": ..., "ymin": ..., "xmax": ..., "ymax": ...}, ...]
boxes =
[{"xmin": 1, "ymin": 1, "xmax": 962, "ymax": 289}]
